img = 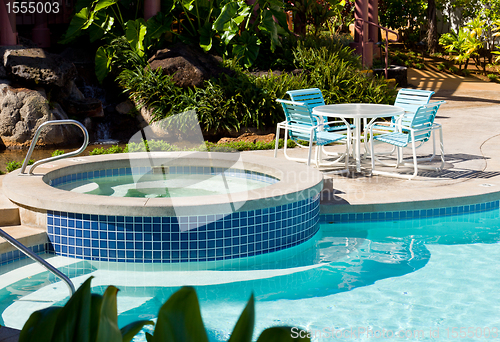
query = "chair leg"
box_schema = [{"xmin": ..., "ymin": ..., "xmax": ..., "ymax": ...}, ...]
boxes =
[
  {"xmin": 274, "ymin": 124, "xmax": 281, "ymax": 158},
  {"xmin": 409, "ymin": 134, "xmax": 419, "ymax": 179},
  {"xmin": 306, "ymin": 132, "xmax": 314, "ymax": 166},
  {"xmin": 438, "ymin": 126, "xmax": 445, "ymax": 169}
]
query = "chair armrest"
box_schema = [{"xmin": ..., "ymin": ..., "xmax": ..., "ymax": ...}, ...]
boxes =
[{"xmin": 276, "ymin": 98, "xmax": 309, "ymax": 107}]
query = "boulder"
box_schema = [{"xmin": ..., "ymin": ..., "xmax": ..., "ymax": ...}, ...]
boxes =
[
  {"xmin": 0, "ymin": 85, "xmax": 82, "ymax": 148},
  {"xmin": 148, "ymin": 43, "xmax": 233, "ymax": 88},
  {"xmin": 115, "ymin": 100, "xmax": 135, "ymax": 115},
  {"xmin": 3, "ymin": 48, "xmax": 77, "ymax": 89}
]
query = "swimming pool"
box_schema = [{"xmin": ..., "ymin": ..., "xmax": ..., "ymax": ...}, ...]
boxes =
[{"xmin": 0, "ymin": 203, "xmax": 499, "ymax": 341}]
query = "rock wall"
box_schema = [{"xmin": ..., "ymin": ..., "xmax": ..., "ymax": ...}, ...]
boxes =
[{"xmin": 0, "ymin": 47, "xmax": 102, "ymax": 149}]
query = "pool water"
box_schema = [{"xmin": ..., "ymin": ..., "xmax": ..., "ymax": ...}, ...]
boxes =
[
  {"xmin": 1, "ymin": 208, "xmax": 500, "ymax": 341},
  {"xmin": 54, "ymin": 173, "xmax": 271, "ymax": 198}
]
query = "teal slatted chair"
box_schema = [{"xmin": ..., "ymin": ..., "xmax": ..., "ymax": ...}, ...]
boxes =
[
  {"xmin": 274, "ymin": 99, "xmax": 350, "ymax": 172},
  {"xmin": 369, "ymin": 101, "xmax": 446, "ymax": 179},
  {"xmin": 394, "ymin": 88, "xmax": 435, "ymax": 114},
  {"xmin": 286, "ymin": 88, "xmax": 355, "ymax": 133},
  {"xmin": 372, "ymin": 88, "xmax": 435, "ymax": 133}
]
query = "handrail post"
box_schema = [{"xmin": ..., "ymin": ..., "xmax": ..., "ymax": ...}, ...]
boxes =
[
  {"xmin": 353, "ymin": 19, "xmax": 399, "ymax": 76},
  {"xmin": 0, "ymin": 228, "xmax": 75, "ymax": 296},
  {"xmin": 20, "ymin": 120, "xmax": 89, "ymax": 175},
  {"xmin": 385, "ymin": 30, "xmax": 389, "ymax": 78}
]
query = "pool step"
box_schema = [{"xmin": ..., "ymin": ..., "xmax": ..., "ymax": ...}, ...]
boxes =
[
  {"xmin": 0, "ymin": 175, "xmax": 21, "ymax": 227},
  {"xmin": 0, "ymin": 196, "xmax": 20, "ymax": 227},
  {"xmin": 0, "ymin": 225, "xmax": 47, "ymax": 255}
]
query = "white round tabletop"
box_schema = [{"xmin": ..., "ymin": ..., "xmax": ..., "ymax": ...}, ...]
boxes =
[{"xmin": 312, "ymin": 103, "xmax": 404, "ymax": 118}]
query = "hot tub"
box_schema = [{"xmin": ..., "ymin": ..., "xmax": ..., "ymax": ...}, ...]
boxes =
[{"xmin": 3, "ymin": 152, "xmax": 323, "ymax": 263}]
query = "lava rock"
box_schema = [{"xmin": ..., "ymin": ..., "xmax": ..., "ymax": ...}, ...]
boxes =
[
  {"xmin": 0, "ymin": 85, "xmax": 81, "ymax": 148},
  {"xmin": 148, "ymin": 43, "xmax": 233, "ymax": 88},
  {"xmin": 3, "ymin": 48, "xmax": 77, "ymax": 89}
]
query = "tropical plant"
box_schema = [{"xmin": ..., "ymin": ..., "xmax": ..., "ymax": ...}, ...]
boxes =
[
  {"xmin": 19, "ymin": 278, "xmax": 310, "ymax": 342},
  {"xmin": 286, "ymin": 0, "xmax": 347, "ymax": 37},
  {"xmin": 61, "ymin": 0, "xmax": 290, "ymax": 78},
  {"xmin": 51, "ymin": 150, "xmax": 65, "ymax": 157},
  {"xmin": 439, "ymin": 27, "xmax": 473, "ymax": 70},
  {"xmin": 173, "ymin": 0, "xmax": 290, "ymax": 67},
  {"xmin": 6, "ymin": 159, "xmax": 34, "ymax": 173}
]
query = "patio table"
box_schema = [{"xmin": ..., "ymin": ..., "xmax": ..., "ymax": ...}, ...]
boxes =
[{"xmin": 312, "ymin": 104, "xmax": 405, "ymax": 172}]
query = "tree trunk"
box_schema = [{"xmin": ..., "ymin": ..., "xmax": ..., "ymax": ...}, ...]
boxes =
[{"xmin": 427, "ymin": 0, "xmax": 438, "ymax": 54}]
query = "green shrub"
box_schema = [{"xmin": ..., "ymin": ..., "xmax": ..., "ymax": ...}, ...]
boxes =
[
  {"xmin": 6, "ymin": 159, "xmax": 34, "ymax": 173},
  {"xmin": 89, "ymin": 145, "xmax": 124, "ymax": 155},
  {"xmin": 19, "ymin": 277, "xmax": 310, "ymax": 342},
  {"xmin": 487, "ymin": 73, "xmax": 499, "ymax": 81},
  {"xmin": 462, "ymin": 69, "xmax": 471, "ymax": 77},
  {"xmin": 449, "ymin": 65, "xmax": 459, "ymax": 74},
  {"xmin": 205, "ymin": 139, "xmax": 295, "ymax": 152},
  {"xmin": 51, "ymin": 150, "xmax": 65, "ymax": 157},
  {"xmin": 436, "ymin": 63, "xmax": 447, "ymax": 71}
]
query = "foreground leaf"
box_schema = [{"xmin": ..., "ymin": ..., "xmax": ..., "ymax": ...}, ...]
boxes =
[
  {"xmin": 95, "ymin": 286, "xmax": 121, "ymax": 342},
  {"xmin": 89, "ymin": 293, "xmax": 104, "ymax": 342},
  {"xmin": 150, "ymin": 286, "xmax": 209, "ymax": 342},
  {"xmin": 228, "ymin": 294, "xmax": 254, "ymax": 342},
  {"xmin": 19, "ymin": 307, "xmax": 62, "ymax": 342},
  {"xmin": 52, "ymin": 277, "xmax": 92, "ymax": 342},
  {"xmin": 121, "ymin": 320, "xmax": 154, "ymax": 342}
]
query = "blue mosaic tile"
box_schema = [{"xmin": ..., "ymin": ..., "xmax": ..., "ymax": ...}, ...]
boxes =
[
  {"xmin": 47, "ymin": 195, "xmax": 320, "ymax": 263},
  {"xmin": 319, "ymin": 199, "xmax": 500, "ymax": 224},
  {"xmin": 0, "ymin": 243, "xmax": 52, "ymax": 266}
]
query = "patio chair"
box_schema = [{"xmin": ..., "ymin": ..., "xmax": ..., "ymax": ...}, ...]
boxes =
[
  {"xmin": 286, "ymin": 88, "xmax": 355, "ymax": 134},
  {"xmin": 369, "ymin": 101, "xmax": 445, "ymax": 179},
  {"xmin": 274, "ymin": 99, "xmax": 350, "ymax": 172},
  {"xmin": 369, "ymin": 88, "xmax": 436, "ymax": 156},
  {"xmin": 371, "ymin": 88, "xmax": 435, "ymax": 133}
]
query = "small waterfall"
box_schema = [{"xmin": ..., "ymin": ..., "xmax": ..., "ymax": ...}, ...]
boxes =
[{"xmin": 95, "ymin": 122, "xmax": 119, "ymax": 145}]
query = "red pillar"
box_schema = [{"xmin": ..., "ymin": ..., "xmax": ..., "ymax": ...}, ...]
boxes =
[
  {"xmin": 32, "ymin": 13, "xmax": 51, "ymax": 48},
  {"xmin": 0, "ymin": 0, "xmax": 17, "ymax": 46},
  {"xmin": 368, "ymin": 0, "xmax": 379, "ymax": 58},
  {"xmin": 350, "ymin": 0, "xmax": 374, "ymax": 68},
  {"xmin": 144, "ymin": 0, "xmax": 161, "ymax": 20}
]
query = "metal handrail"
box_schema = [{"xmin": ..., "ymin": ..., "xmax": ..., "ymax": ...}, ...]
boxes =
[
  {"xmin": 353, "ymin": 19, "xmax": 400, "ymax": 78},
  {"xmin": 20, "ymin": 120, "xmax": 89, "ymax": 175},
  {"xmin": 0, "ymin": 228, "xmax": 75, "ymax": 296}
]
